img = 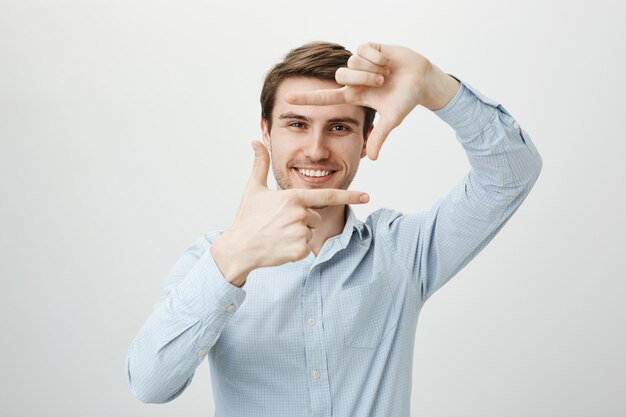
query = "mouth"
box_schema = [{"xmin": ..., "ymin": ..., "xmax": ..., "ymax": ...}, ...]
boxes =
[{"xmin": 292, "ymin": 167, "xmax": 338, "ymax": 185}]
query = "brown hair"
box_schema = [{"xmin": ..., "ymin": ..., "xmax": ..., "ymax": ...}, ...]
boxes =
[{"xmin": 260, "ymin": 41, "xmax": 376, "ymax": 138}]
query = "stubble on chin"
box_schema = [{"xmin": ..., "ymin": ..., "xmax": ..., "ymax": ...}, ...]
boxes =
[{"xmin": 272, "ymin": 166, "xmax": 292, "ymax": 191}]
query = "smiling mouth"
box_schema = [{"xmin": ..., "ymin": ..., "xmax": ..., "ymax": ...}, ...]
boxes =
[
  {"xmin": 292, "ymin": 167, "xmax": 338, "ymax": 184},
  {"xmin": 296, "ymin": 168, "xmax": 335, "ymax": 178}
]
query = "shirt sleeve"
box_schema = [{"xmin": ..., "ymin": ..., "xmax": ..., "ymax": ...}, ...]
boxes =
[
  {"xmin": 125, "ymin": 233, "xmax": 247, "ymax": 403},
  {"xmin": 380, "ymin": 80, "xmax": 543, "ymax": 302}
]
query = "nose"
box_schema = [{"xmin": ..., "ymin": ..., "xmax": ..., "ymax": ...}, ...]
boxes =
[{"xmin": 303, "ymin": 128, "xmax": 330, "ymax": 161}]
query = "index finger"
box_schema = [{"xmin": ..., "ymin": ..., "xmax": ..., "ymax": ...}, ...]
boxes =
[
  {"xmin": 293, "ymin": 189, "xmax": 370, "ymax": 207},
  {"xmin": 284, "ymin": 87, "xmax": 347, "ymax": 106}
]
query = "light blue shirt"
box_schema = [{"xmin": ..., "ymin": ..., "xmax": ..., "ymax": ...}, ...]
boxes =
[{"xmin": 126, "ymin": 81, "xmax": 542, "ymax": 417}]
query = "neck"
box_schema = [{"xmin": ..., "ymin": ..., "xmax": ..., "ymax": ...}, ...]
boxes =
[{"xmin": 309, "ymin": 204, "xmax": 347, "ymax": 256}]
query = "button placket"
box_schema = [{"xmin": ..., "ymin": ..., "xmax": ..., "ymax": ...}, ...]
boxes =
[{"xmin": 302, "ymin": 267, "xmax": 332, "ymax": 416}]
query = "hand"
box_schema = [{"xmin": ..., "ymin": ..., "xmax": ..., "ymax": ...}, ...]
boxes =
[
  {"xmin": 285, "ymin": 42, "xmax": 460, "ymax": 160},
  {"xmin": 210, "ymin": 141, "xmax": 370, "ymax": 287}
]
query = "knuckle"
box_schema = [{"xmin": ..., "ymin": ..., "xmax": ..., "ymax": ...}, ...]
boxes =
[
  {"xmin": 294, "ymin": 210, "xmax": 308, "ymax": 224},
  {"xmin": 324, "ymin": 192, "xmax": 337, "ymax": 205},
  {"xmin": 347, "ymin": 54, "xmax": 358, "ymax": 67},
  {"xmin": 335, "ymin": 67, "xmax": 347, "ymax": 83},
  {"xmin": 315, "ymin": 91, "xmax": 330, "ymax": 106},
  {"xmin": 367, "ymin": 41, "xmax": 380, "ymax": 51}
]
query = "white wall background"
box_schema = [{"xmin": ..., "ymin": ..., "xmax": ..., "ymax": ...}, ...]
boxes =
[{"xmin": 1, "ymin": 0, "xmax": 625, "ymax": 416}]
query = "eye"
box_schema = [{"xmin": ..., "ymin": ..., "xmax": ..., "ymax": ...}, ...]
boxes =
[
  {"xmin": 289, "ymin": 122, "xmax": 306, "ymax": 129},
  {"xmin": 330, "ymin": 124, "xmax": 351, "ymax": 133}
]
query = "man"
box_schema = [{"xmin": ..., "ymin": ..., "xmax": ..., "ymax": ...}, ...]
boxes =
[{"xmin": 126, "ymin": 41, "xmax": 542, "ymax": 416}]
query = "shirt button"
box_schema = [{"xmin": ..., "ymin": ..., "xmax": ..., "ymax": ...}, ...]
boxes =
[
  {"xmin": 513, "ymin": 121, "xmax": 520, "ymax": 129},
  {"xmin": 312, "ymin": 370, "xmax": 321, "ymax": 379},
  {"xmin": 197, "ymin": 348, "xmax": 207, "ymax": 357},
  {"xmin": 226, "ymin": 304, "xmax": 237, "ymax": 313},
  {"xmin": 307, "ymin": 317, "xmax": 316, "ymax": 326}
]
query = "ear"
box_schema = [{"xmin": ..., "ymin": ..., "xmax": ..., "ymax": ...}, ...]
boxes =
[
  {"xmin": 361, "ymin": 124, "xmax": 374, "ymax": 159},
  {"xmin": 260, "ymin": 118, "xmax": 271, "ymax": 150}
]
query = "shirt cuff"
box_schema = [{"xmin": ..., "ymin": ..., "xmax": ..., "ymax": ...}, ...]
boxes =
[
  {"xmin": 173, "ymin": 241, "xmax": 247, "ymax": 320},
  {"xmin": 433, "ymin": 79, "xmax": 503, "ymax": 139}
]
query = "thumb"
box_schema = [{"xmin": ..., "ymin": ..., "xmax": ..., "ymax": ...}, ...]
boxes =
[
  {"xmin": 248, "ymin": 140, "xmax": 270, "ymax": 189},
  {"xmin": 366, "ymin": 115, "xmax": 399, "ymax": 160}
]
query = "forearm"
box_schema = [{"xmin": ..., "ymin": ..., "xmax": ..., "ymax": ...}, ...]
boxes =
[
  {"xmin": 126, "ymin": 296, "xmax": 214, "ymax": 403},
  {"xmin": 126, "ymin": 236, "xmax": 246, "ymax": 403},
  {"xmin": 435, "ymin": 81, "xmax": 543, "ymax": 193},
  {"xmin": 426, "ymin": 81, "xmax": 541, "ymax": 286},
  {"xmin": 388, "ymin": 80, "xmax": 543, "ymax": 301}
]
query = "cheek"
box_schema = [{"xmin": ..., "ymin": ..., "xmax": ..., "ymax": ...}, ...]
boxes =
[
  {"xmin": 269, "ymin": 142, "xmax": 298, "ymax": 167},
  {"xmin": 337, "ymin": 140, "xmax": 365, "ymax": 162},
  {"xmin": 269, "ymin": 132, "xmax": 297, "ymax": 150}
]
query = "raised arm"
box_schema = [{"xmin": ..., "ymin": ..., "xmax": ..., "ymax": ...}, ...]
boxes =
[
  {"xmin": 287, "ymin": 41, "xmax": 542, "ymax": 301},
  {"xmin": 384, "ymin": 81, "xmax": 543, "ymax": 301}
]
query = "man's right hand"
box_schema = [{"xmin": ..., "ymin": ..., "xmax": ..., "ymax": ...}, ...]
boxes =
[{"xmin": 210, "ymin": 141, "xmax": 370, "ymax": 287}]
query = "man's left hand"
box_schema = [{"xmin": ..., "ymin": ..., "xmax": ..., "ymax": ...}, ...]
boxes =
[{"xmin": 285, "ymin": 42, "xmax": 460, "ymax": 160}]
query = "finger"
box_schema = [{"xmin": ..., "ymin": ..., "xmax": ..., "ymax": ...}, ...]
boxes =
[
  {"xmin": 285, "ymin": 87, "xmax": 347, "ymax": 106},
  {"xmin": 336, "ymin": 67, "xmax": 385, "ymax": 87},
  {"xmin": 294, "ymin": 189, "xmax": 370, "ymax": 207},
  {"xmin": 247, "ymin": 140, "xmax": 270, "ymax": 188},
  {"xmin": 347, "ymin": 54, "xmax": 387, "ymax": 74},
  {"xmin": 366, "ymin": 116, "xmax": 400, "ymax": 160},
  {"xmin": 305, "ymin": 208, "xmax": 322, "ymax": 229},
  {"xmin": 356, "ymin": 42, "xmax": 390, "ymax": 67}
]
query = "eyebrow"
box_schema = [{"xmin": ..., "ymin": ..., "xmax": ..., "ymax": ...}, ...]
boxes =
[{"xmin": 278, "ymin": 112, "xmax": 361, "ymax": 127}]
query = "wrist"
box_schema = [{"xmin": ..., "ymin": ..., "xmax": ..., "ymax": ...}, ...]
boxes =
[
  {"xmin": 210, "ymin": 232, "xmax": 255, "ymax": 288},
  {"xmin": 422, "ymin": 64, "xmax": 461, "ymax": 111}
]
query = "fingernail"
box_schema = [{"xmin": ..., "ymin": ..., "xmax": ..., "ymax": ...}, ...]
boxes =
[
  {"xmin": 360, "ymin": 193, "xmax": 370, "ymax": 203},
  {"xmin": 375, "ymin": 75, "xmax": 384, "ymax": 85}
]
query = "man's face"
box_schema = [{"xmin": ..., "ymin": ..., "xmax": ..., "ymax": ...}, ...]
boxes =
[{"xmin": 262, "ymin": 77, "xmax": 369, "ymax": 191}]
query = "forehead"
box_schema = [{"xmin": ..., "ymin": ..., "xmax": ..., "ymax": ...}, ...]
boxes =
[{"xmin": 273, "ymin": 77, "xmax": 365, "ymax": 122}]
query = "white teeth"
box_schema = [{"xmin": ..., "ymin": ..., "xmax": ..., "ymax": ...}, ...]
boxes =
[{"xmin": 298, "ymin": 169, "xmax": 332, "ymax": 177}]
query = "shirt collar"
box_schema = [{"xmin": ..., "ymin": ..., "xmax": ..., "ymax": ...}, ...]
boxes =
[
  {"xmin": 338, "ymin": 205, "xmax": 367, "ymax": 248},
  {"xmin": 311, "ymin": 205, "xmax": 368, "ymax": 268}
]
